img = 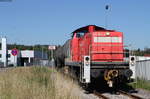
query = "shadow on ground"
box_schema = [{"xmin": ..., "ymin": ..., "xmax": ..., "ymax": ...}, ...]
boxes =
[{"xmin": 83, "ymin": 78, "xmax": 138, "ymax": 94}]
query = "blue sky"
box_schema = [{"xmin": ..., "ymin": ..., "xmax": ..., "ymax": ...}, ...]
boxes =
[{"xmin": 0, "ymin": 0, "xmax": 149, "ymax": 49}]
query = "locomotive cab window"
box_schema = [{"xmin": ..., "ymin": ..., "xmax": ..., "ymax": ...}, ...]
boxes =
[{"xmin": 76, "ymin": 32, "xmax": 85, "ymax": 38}]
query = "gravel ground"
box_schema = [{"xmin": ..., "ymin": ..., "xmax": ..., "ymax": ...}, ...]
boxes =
[
  {"xmin": 79, "ymin": 88, "xmax": 150, "ymax": 99},
  {"xmin": 80, "ymin": 91, "xmax": 130, "ymax": 99},
  {"xmin": 102, "ymin": 93, "xmax": 129, "ymax": 99},
  {"xmin": 80, "ymin": 91, "xmax": 99, "ymax": 99},
  {"xmin": 131, "ymin": 88, "xmax": 150, "ymax": 99}
]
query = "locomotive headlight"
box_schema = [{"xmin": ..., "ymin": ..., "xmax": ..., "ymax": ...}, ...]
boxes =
[
  {"xmin": 131, "ymin": 57, "xmax": 135, "ymax": 61},
  {"xmin": 85, "ymin": 57, "xmax": 90, "ymax": 61},
  {"xmin": 129, "ymin": 56, "xmax": 136, "ymax": 79},
  {"xmin": 106, "ymin": 32, "xmax": 110, "ymax": 36},
  {"xmin": 131, "ymin": 62, "xmax": 134, "ymax": 66},
  {"xmin": 86, "ymin": 62, "xmax": 89, "ymax": 66},
  {"xmin": 130, "ymin": 57, "xmax": 135, "ymax": 66},
  {"xmin": 84, "ymin": 56, "xmax": 90, "ymax": 64},
  {"xmin": 83, "ymin": 56, "xmax": 91, "ymax": 83}
]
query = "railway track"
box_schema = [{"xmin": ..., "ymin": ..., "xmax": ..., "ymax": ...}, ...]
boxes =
[
  {"xmin": 118, "ymin": 90, "xmax": 143, "ymax": 99},
  {"xmin": 93, "ymin": 90, "xmax": 144, "ymax": 99},
  {"xmin": 93, "ymin": 90, "xmax": 109, "ymax": 99}
]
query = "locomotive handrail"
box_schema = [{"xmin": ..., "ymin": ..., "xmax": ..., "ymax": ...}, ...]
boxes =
[
  {"xmin": 91, "ymin": 44, "xmax": 124, "ymax": 47},
  {"xmin": 89, "ymin": 44, "xmax": 130, "ymax": 55},
  {"xmin": 91, "ymin": 51, "xmax": 123, "ymax": 54}
]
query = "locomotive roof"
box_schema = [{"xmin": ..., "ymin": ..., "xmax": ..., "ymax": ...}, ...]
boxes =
[{"xmin": 72, "ymin": 25, "xmax": 106, "ymax": 33}]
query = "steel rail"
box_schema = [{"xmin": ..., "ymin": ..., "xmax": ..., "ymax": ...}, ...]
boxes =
[
  {"xmin": 93, "ymin": 90, "xmax": 109, "ymax": 99},
  {"xmin": 119, "ymin": 90, "xmax": 143, "ymax": 99}
]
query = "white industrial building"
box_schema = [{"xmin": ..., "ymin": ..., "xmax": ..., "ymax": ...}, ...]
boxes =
[
  {"xmin": 1, "ymin": 37, "xmax": 7, "ymax": 67},
  {"xmin": 0, "ymin": 50, "xmax": 48, "ymax": 66},
  {"xmin": 0, "ymin": 37, "xmax": 48, "ymax": 67},
  {"xmin": 20, "ymin": 50, "xmax": 48, "ymax": 66},
  {"xmin": 0, "ymin": 50, "xmax": 20, "ymax": 66},
  {"xmin": 136, "ymin": 56, "xmax": 150, "ymax": 61}
]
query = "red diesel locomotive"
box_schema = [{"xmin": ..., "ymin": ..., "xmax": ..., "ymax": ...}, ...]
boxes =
[{"xmin": 55, "ymin": 25, "xmax": 135, "ymax": 88}]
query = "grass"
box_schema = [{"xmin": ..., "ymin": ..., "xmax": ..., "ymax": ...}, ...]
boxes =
[
  {"xmin": 0, "ymin": 67, "xmax": 81, "ymax": 99},
  {"xmin": 129, "ymin": 78, "xmax": 150, "ymax": 91}
]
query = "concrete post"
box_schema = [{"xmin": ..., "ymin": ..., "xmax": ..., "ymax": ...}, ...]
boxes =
[
  {"xmin": 29, "ymin": 57, "xmax": 31, "ymax": 63},
  {"xmin": 14, "ymin": 55, "xmax": 17, "ymax": 67}
]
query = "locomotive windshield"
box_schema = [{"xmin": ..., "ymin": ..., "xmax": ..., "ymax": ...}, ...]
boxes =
[{"xmin": 76, "ymin": 32, "xmax": 85, "ymax": 38}]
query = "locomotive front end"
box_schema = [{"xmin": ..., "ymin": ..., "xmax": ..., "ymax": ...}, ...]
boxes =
[
  {"xmin": 56, "ymin": 25, "xmax": 135, "ymax": 89},
  {"xmin": 90, "ymin": 28, "xmax": 133, "ymax": 87}
]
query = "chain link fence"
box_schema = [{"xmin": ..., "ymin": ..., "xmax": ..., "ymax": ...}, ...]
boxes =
[{"xmin": 31, "ymin": 59, "xmax": 55, "ymax": 67}]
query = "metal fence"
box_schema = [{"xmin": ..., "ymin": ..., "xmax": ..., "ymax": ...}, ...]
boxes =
[
  {"xmin": 136, "ymin": 59, "xmax": 150, "ymax": 80},
  {"xmin": 32, "ymin": 59, "xmax": 55, "ymax": 67}
]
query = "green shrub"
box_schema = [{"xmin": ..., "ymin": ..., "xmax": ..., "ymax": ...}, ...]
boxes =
[{"xmin": 129, "ymin": 78, "xmax": 150, "ymax": 91}]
